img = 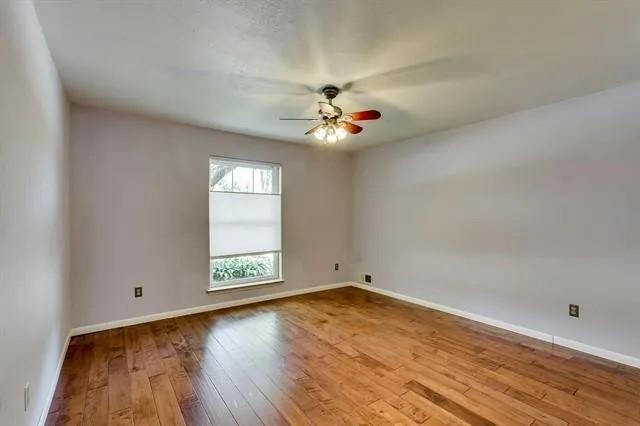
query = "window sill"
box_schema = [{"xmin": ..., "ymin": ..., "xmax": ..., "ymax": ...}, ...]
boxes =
[{"xmin": 207, "ymin": 279, "xmax": 284, "ymax": 294}]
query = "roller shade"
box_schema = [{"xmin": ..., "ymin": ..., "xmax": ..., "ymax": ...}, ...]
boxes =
[{"xmin": 209, "ymin": 192, "xmax": 281, "ymax": 257}]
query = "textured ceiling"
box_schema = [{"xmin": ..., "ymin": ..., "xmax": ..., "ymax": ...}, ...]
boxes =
[{"xmin": 35, "ymin": 0, "xmax": 640, "ymax": 150}]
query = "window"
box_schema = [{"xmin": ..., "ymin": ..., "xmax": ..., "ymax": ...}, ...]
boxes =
[{"xmin": 209, "ymin": 157, "xmax": 282, "ymax": 290}]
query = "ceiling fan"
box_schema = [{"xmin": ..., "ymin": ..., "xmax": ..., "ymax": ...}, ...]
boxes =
[{"xmin": 280, "ymin": 84, "xmax": 381, "ymax": 144}]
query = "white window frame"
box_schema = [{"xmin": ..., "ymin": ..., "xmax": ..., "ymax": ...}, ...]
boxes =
[{"xmin": 208, "ymin": 156, "xmax": 283, "ymax": 292}]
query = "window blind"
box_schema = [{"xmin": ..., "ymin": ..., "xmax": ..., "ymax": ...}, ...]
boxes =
[
  {"xmin": 209, "ymin": 157, "xmax": 281, "ymax": 258},
  {"xmin": 209, "ymin": 192, "xmax": 281, "ymax": 257}
]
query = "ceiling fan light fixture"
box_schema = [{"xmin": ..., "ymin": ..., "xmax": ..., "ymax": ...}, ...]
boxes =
[
  {"xmin": 313, "ymin": 126, "xmax": 327, "ymax": 140},
  {"xmin": 325, "ymin": 125, "xmax": 338, "ymax": 144},
  {"xmin": 313, "ymin": 123, "xmax": 347, "ymax": 144}
]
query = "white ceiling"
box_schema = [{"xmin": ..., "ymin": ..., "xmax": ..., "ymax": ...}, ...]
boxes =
[{"xmin": 35, "ymin": 0, "xmax": 640, "ymax": 150}]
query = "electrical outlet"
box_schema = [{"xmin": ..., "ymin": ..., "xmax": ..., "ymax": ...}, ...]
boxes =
[
  {"xmin": 24, "ymin": 383, "xmax": 29, "ymax": 412},
  {"xmin": 134, "ymin": 287, "xmax": 142, "ymax": 298},
  {"xmin": 569, "ymin": 304, "xmax": 579, "ymax": 318},
  {"xmin": 364, "ymin": 274, "xmax": 372, "ymax": 284},
  {"xmin": 334, "ymin": 263, "xmax": 339, "ymax": 271}
]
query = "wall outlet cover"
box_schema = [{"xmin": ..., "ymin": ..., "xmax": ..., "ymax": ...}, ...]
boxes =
[{"xmin": 569, "ymin": 304, "xmax": 579, "ymax": 318}]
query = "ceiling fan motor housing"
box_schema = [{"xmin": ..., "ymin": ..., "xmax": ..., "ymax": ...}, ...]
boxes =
[{"xmin": 321, "ymin": 84, "xmax": 341, "ymax": 101}]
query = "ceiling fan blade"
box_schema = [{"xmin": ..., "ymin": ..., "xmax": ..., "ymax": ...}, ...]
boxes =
[
  {"xmin": 342, "ymin": 122, "xmax": 363, "ymax": 134},
  {"xmin": 279, "ymin": 118, "xmax": 317, "ymax": 120},
  {"xmin": 168, "ymin": 67, "xmax": 315, "ymax": 95},
  {"xmin": 244, "ymin": 77, "xmax": 315, "ymax": 95},
  {"xmin": 305, "ymin": 124, "xmax": 323, "ymax": 135},
  {"xmin": 341, "ymin": 56, "xmax": 481, "ymax": 93},
  {"xmin": 348, "ymin": 110, "xmax": 381, "ymax": 121}
]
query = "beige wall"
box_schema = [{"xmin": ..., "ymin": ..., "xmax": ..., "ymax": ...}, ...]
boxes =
[
  {"xmin": 0, "ymin": 1, "xmax": 70, "ymax": 424},
  {"xmin": 70, "ymin": 106, "xmax": 352, "ymax": 327},
  {"xmin": 353, "ymin": 81, "xmax": 640, "ymax": 360}
]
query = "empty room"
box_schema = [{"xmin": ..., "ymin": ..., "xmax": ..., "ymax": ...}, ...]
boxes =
[{"xmin": 2, "ymin": 0, "xmax": 640, "ymax": 424}]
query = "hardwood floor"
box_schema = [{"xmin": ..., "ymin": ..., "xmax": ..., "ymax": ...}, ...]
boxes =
[{"xmin": 47, "ymin": 287, "xmax": 640, "ymax": 425}]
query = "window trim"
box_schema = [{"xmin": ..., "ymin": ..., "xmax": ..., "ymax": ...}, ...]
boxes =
[
  {"xmin": 210, "ymin": 190, "xmax": 281, "ymax": 196},
  {"xmin": 206, "ymin": 278, "xmax": 284, "ymax": 293},
  {"xmin": 210, "ymin": 155, "xmax": 281, "ymax": 168},
  {"xmin": 209, "ymin": 156, "xmax": 283, "ymax": 291}
]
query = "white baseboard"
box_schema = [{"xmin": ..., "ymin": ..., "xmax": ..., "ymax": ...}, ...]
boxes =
[
  {"xmin": 70, "ymin": 281, "xmax": 351, "ymax": 336},
  {"xmin": 553, "ymin": 336, "xmax": 640, "ymax": 369},
  {"xmin": 38, "ymin": 331, "xmax": 71, "ymax": 426},
  {"xmin": 351, "ymin": 282, "xmax": 640, "ymax": 369}
]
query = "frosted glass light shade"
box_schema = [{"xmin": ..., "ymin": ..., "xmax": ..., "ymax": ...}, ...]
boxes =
[{"xmin": 209, "ymin": 192, "xmax": 281, "ymax": 257}]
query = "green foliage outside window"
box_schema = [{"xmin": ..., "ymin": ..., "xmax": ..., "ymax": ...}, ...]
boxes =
[{"xmin": 211, "ymin": 254, "xmax": 274, "ymax": 282}]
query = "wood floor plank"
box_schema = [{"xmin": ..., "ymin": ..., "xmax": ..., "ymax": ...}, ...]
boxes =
[
  {"xmin": 139, "ymin": 325, "xmax": 166, "ymax": 377},
  {"xmin": 124, "ymin": 326, "xmax": 144, "ymax": 373},
  {"xmin": 108, "ymin": 329, "xmax": 125, "ymax": 360},
  {"xmin": 302, "ymin": 403, "xmax": 349, "ymax": 425},
  {"xmin": 49, "ymin": 335, "xmax": 92, "ymax": 416},
  {"xmin": 178, "ymin": 351, "xmax": 238, "ymax": 425},
  {"xmin": 504, "ymin": 388, "xmax": 596, "ymax": 426},
  {"xmin": 44, "ymin": 411, "xmax": 60, "ymax": 426},
  {"xmin": 83, "ymin": 386, "xmax": 109, "ymax": 426},
  {"xmin": 209, "ymin": 318, "xmax": 317, "ymax": 422},
  {"xmin": 369, "ymin": 399, "xmax": 415, "ymax": 425},
  {"xmin": 201, "ymin": 339, "xmax": 289, "ymax": 425},
  {"xmin": 149, "ymin": 374, "xmax": 187, "ymax": 426},
  {"xmin": 400, "ymin": 389, "xmax": 469, "ymax": 426},
  {"xmin": 384, "ymin": 393, "xmax": 431, "ymax": 424},
  {"xmin": 163, "ymin": 356, "xmax": 197, "ymax": 403},
  {"xmin": 194, "ymin": 347, "xmax": 263, "ymax": 426},
  {"xmin": 180, "ymin": 398, "xmax": 215, "ymax": 426},
  {"xmin": 542, "ymin": 386, "xmax": 640, "ymax": 425},
  {"xmin": 294, "ymin": 373, "xmax": 356, "ymax": 425},
  {"xmin": 130, "ymin": 369, "xmax": 160, "ymax": 426},
  {"xmin": 288, "ymin": 353, "xmax": 395, "ymax": 425},
  {"xmin": 150, "ymin": 321, "xmax": 179, "ymax": 359},
  {"xmin": 406, "ymin": 380, "xmax": 496, "ymax": 426},
  {"xmin": 108, "ymin": 408, "xmax": 133, "ymax": 426},
  {"xmin": 107, "ymin": 355, "xmax": 131, "ymax": 414},
  {"xmin": 46, "ymin": 287, "xmax": 640, "ymax": 426},
  {"xmin": 465, "ymin": 387, "xmax": 566, "ymax": 426},
  {"xmin": 88, "ymin": 333, "xmax": 110, "ymax": 390},
  {"xmin": 162, "ymin": 356, "xmax": 213, "ymax": 425},
  {"xmin": 166, "ymin": 319, "xmax": 192, "ymax": 354}
]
